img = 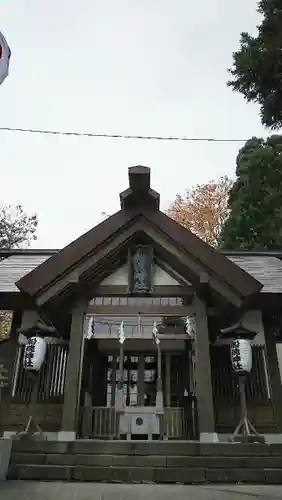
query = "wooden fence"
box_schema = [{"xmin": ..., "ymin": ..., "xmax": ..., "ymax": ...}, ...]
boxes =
[
  {"xmin": 81, "ymin": 406, "xmax": 186, "ymax": 439},
  {"xmin": 211, "ymin": 344, "xmax": 276, "ymax": 432},
  {"xmin": 12, "ymin": 341, "xmax": 68, "ymax": 405}
]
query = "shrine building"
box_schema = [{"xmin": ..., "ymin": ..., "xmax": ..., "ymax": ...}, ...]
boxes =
[{"xmin": 1, "ymin": 165, "xmax": 282, "ymax": 443}]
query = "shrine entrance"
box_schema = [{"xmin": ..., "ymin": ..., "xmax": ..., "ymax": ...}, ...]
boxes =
[
  {"xmin": 6, "ymin": 166, "xmax": 264, "ymax": 443},
  {"xmin": 106, "ymin": 353, "xmax": 157, "ymax": 408},
  {"xmin": 105, "ymin": 352, "xmax": 188, "ymax": 409},
  {"xmin": 81, "ymin": 346, "xmax": 195, "ymax": 441}
]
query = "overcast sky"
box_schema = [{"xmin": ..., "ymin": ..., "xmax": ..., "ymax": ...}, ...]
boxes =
[{"xmin": 1, "ymin": 0, "xmax": 266, "ymax": 248}]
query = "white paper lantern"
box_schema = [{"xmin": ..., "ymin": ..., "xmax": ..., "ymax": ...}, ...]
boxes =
[
  {"xmin": 23, "ymin": 336, "xmax": 47, "ymax": 371},
  {"xmin": 230, "ymin": 338, "xmax": 252, "ymax": 373},
  {"xmin": 0, "ymin": 31, "xmax": 11, "ymax": 85}
]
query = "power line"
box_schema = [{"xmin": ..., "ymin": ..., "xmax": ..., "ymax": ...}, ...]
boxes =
[{"xmin": 0, "ymin": 126, "xmax": 249, "ymax": 143}]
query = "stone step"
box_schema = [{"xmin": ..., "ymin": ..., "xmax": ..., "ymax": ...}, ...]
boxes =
[
  {"xmin": 11, "ymin": 440, "xmax": 282, "ymax": 457},
  {"xmin": 7, "ymin": 463, "xmax": 282, "ymax": 484},
  {"xmin": 10, "ymin": 452, "xmax": 282, "ymax": 469},
  {"xmin": 9, "ymin": 440, "xmax": 282, "ymax": 484}
]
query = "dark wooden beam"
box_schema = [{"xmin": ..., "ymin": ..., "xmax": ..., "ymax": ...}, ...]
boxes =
[
  {"xmin": 194, "ymin": 294, "xmax": 216, "ymax": 438},
  {"xmin": 196, "ymin": 272, "xmax": 209, "ymax": 294},
  {"xmin": 154, "ymin": 256, "xmax": 192, "ymax": 286},
  {"xmin": 35, "ymin": 222, "xmax": 144, "ymax": 306},
  {"xmin": 143, "ymin": 225, "xmax": 243, "ymax": 307},
  {"xmin": 87, "ymin": 303, "xmax": 218, "ymax": 316},
  {"xmin": 36, "ymin": 273, "xmax": 82, "ymax": 307},
  {"xmin": 16, "ymin": 209, "xmax": 136, "ymax": 297},
  {"xmin": 92, "ymin": 285, "xmax": 193, "ymax": 297},
  {"xmin": 87, "ymin": 304, "xmax": 193, "ymax": 316},
  {"xmin": 60, "ymin": 302, "xmax": 86, "ymax": 438},
  {"xmin": 149, "ymin": 210, "xmax": 262, "ymax": 299}
]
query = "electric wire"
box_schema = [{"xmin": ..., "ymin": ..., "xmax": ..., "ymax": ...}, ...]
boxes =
[{"xmin": 0, "ymin": 126, "xmax": 250, "ymax": 143}]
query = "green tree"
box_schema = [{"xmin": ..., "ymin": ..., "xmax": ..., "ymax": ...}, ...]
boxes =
[
  {"xmin": 0, "ymin": 203, "xmax": 38, "ymax": 340},
  {"xmin": 219, "ymin": 135, "xmax": 282, "ymax": 250},
  {"xmin": 0, "ymin": 204, "xmax": 38, "ymax": 248},
  {"xmin": 228, "ymin": 0, "xmax": 282, "ymax": 129}
]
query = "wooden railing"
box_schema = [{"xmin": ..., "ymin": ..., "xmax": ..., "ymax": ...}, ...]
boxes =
[
  {"xmin": 81, "ymin": 406, "xmax": 187, "ymax": 439},
  {"xmin": 163, "ymin": 407, "xmax": 185, "ymax": 439},
  {"xmin": 82, "ymin": 407, "xmax": 119, "ymax": 439}
]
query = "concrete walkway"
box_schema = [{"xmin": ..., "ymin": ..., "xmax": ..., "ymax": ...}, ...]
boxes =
[{"xmin": 1, "ymin": 482, "xmax": 282, "ymax": 500}]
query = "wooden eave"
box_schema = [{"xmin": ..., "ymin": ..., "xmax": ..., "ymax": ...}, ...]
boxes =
[
  {"xmin": 145, "ymin": 211, "xmax": 262, "ymax": 299},
  {"xmin": 16, "ymin": 165, "xmax": 262, "ymax": 307},
  {"xmin": 17, "ymin": 215, "xmax": 260, "ymax": 308},
  {"xmin": 16, "ymin": 209, "xmax": 139, "ymax": 297}
]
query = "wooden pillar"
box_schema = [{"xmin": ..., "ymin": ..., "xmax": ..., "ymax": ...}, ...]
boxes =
[
  {"xmin": 263, "ymin": 313, "xmax": 282, "ymax": 433},
  {"xmin": 194, "ymin": 294, "xmax": 217, "ymax": 442},
  {"xmin": 165, "ymin": 352, "xmax": 171, "ymax": 407},
  {"xmin": 59, "ymin": 303, "xmax": 85, "ymax": 441},
  {"xmin": 156, "ymin": 343, "xmax": 164, "ymax": 413},
  {"xmin": 111, "ymin": 355, "xmax": 117, "ymax": 407},
  {"xmin": 137, "ymin": 354, "xmax": 145, "ymax": 406}
]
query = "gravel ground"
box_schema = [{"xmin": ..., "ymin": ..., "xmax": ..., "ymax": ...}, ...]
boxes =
[{"xmin": 1, "ymin": 482, "xmax": 282, "ymax": 500}]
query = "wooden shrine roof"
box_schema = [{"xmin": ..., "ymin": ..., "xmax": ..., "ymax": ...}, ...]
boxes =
[
  {"xmin": 1, "ymin": 250, "xmax": 281, "ymax": 294},
  {"xmin": 6, "ymin": 166, "xmax": 261, "ymax": 306}
]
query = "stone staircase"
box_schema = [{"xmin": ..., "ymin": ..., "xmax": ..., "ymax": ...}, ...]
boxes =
[{"xmin": 8, "ymin": 440, "xmax": 282, "ymax": 484}]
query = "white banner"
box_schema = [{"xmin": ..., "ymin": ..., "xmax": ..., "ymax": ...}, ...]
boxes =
[
  {"xmin": 0, "ymin": 31, "xmax": 11, "ymax": 85},
  {"xmin": 84, "ymin": 314, "xmax": 95, "ymax": 339}
]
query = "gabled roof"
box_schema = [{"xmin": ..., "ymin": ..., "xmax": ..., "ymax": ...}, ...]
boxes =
[
  {"xmin": 1, "ymin": 251, "xmax": 281, "ymax": 295},
  {"xmin": 17, "ymin": 209, "xmax": 133, "ymax": 296},
  {"xmin": 16, "ymin": 166, "xmax": 262, "ymax": 306}
]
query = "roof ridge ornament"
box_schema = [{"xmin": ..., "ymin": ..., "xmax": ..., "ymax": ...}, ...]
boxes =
[{"xmin": 120, "ymin": 166, "xmax": 160, "ymax": 211}]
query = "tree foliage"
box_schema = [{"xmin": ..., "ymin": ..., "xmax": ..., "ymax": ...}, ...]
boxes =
[
  {"xmin": 0, "ymin": 204, "xmax": 38, "ymax": 249},
  {"xmin": 0, "ymin": 203, "xmax": 38, "ymax": 340},
  {"xmin": 228, "ymin": 0, "xmax": 282, "ymax": 129},
  {"xmin": 166, "ymin": 176, "xmax": 233, "ymax": 247},
  {"xmin": 219, "ymin": 135, "xmax": 282, "ymax": 250}
]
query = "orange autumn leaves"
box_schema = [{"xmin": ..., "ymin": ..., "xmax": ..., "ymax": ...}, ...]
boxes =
[{"xmin": 166, "ymin": 176, "xmax": 233, "ymax": 247}]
